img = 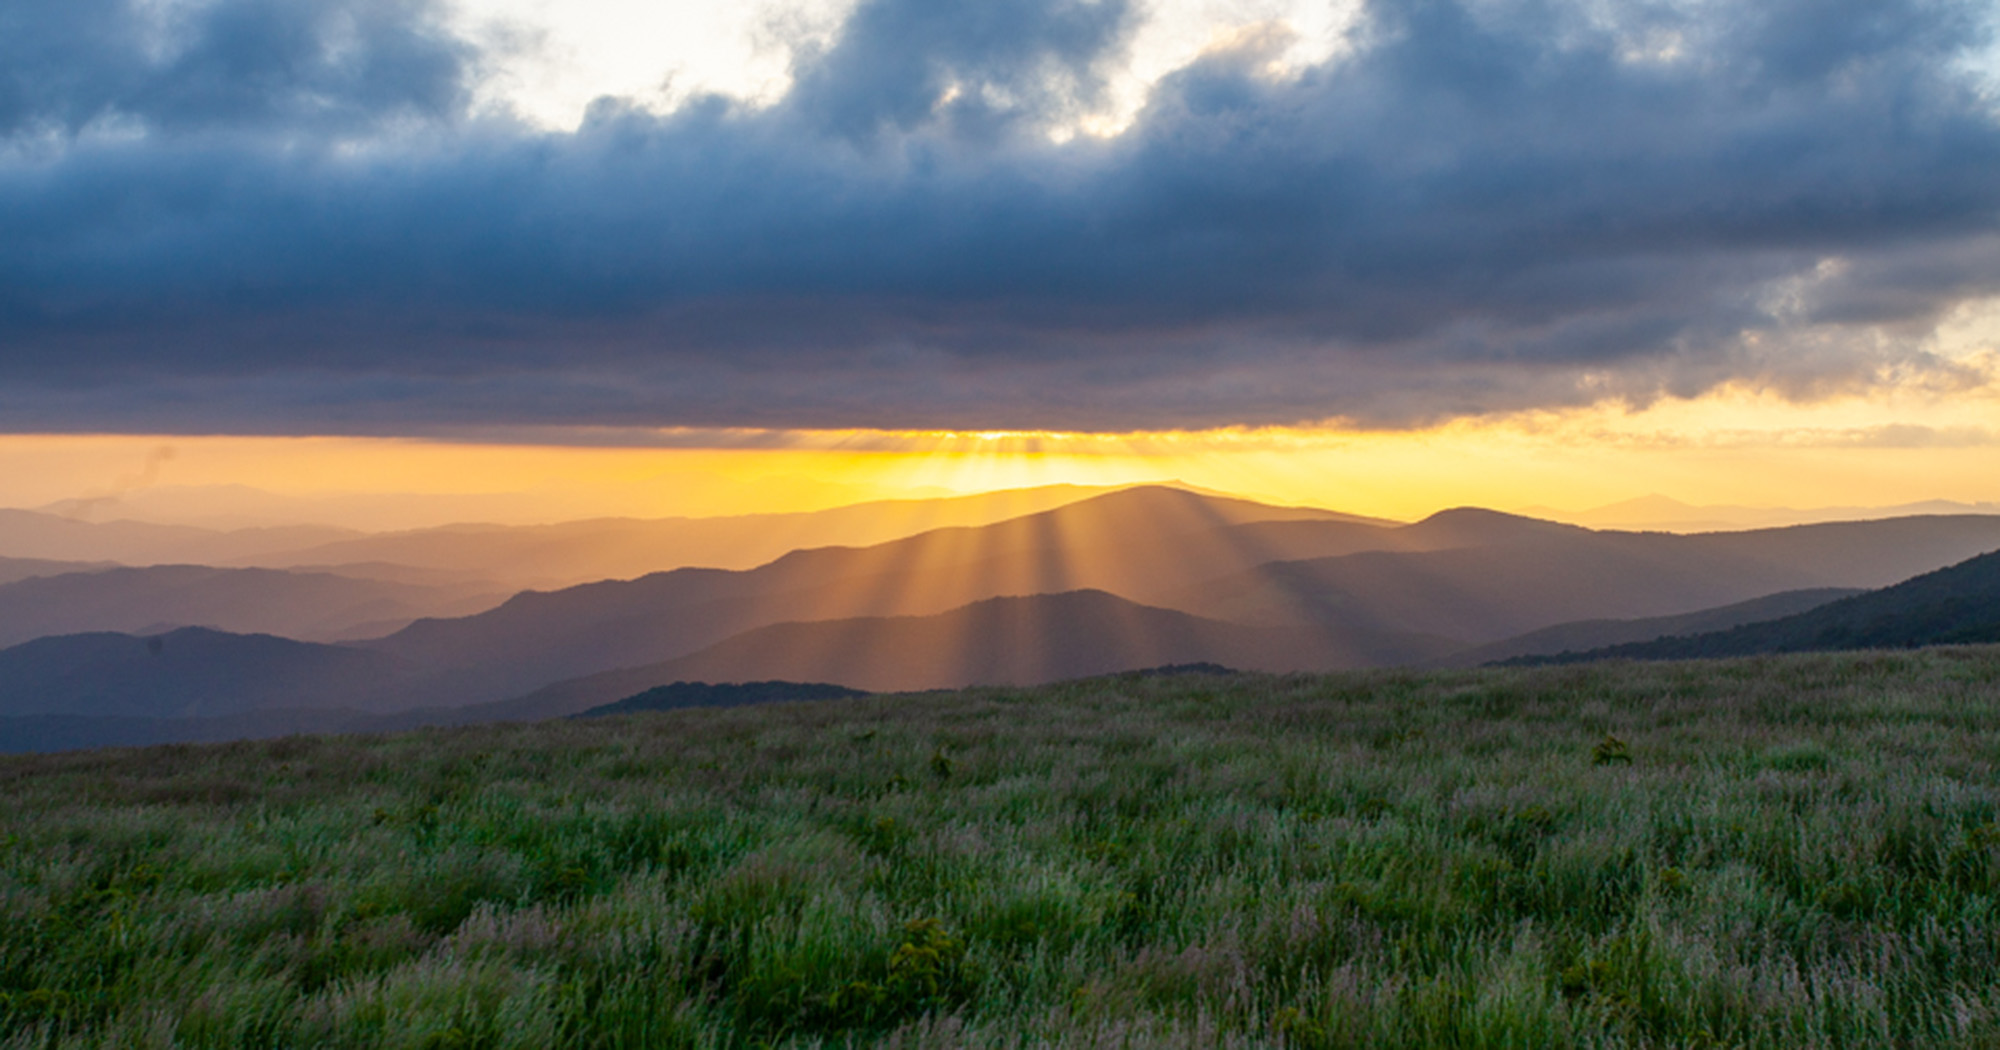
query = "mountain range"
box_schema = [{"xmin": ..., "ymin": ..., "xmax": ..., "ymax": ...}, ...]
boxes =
[
  {"xmin": 7, "ymin": 484, "xmax": 1170, "ymax": 589},
  {"xmin": 0, "ymin": 564, "xmax": 507, "ymax": 645},
  {"xmin": 0, "ymin": 483, "xmax": 1996, "ymax": 752},
  {"xmin": 1165, "ymin": 510, "xmax": 2000, "ymax": 641},
  {"xmin": 370, "ymin": 489, "xmax": 1982, "ymax": 699},
  {"xmin": 1522, "ymin": 494, "xmax": 2000, "ymax": 533},
  {"xmin": 1437, "ymin": 588, "xmax": 1863, "ymax": 667},
  {"xmin": 0, "ymin": 627, "xmax": 412, "ymax": 721},
  {"xmin": 1511, "ymin": 549, "xmax": 2000, "ymax": 664}
]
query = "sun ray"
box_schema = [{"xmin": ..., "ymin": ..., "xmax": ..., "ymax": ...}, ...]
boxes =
[{"xmin": 0, "ymin": 374, "xmax": 1996, "ymax": 532}]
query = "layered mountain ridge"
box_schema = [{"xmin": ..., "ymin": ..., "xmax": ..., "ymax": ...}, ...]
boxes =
[
  {"xmin": 1510, "ymin": 550, "xmax": 2000, "ymax": 665},
  {"xmin": 0, "ymin": 482, "xmax": 1995, "ymax": 751}
]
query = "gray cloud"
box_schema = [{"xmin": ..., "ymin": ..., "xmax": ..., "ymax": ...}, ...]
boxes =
[
  {"xmin": 0, "ymin": 0, "xmax": 1997, "ymax": 433},
  {"xmin": 787, "ymin": 0, "xmax": 1133, "ymax": 140},
  {"xmin": 0, "ymin": 0, "xmax": 469, "ymax": 137}
]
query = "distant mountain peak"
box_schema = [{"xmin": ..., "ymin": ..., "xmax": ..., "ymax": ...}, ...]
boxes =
[
  {"xmin": 1050, "ymin": 484, "xmax": 1389, "ymax": 526},
  {"xmin": 1594, "ymin": 494, "xmax": 1701, "ymax": 514},
  {"xmin": 1416, "ymin": 506, "xmax": 1552, "ymax": 524},
  {"xmin": 1405, "ymin": 506, "xmax": 1586, "ymax": 542}
]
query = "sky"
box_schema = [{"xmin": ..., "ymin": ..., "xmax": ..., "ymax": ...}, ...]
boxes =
[{"xmin": 2, "ymin": 0, "xmax": 1998, "ymax": 523}]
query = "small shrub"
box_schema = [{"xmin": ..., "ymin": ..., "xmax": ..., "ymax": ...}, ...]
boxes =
[
  {"xmin": 1592, "ymin": 734, "xmax": 1633, "ymax": 766},
  {"xmin": 741, "ymin": 917, "xmax": 975, "ymax": 1037},
  {"xmin": 1559, "ymin": 959, "xmax": 1616, "ymax": 1000}
]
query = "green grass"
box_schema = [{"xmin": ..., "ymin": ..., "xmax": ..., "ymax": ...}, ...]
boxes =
[{"xmin": 5, "ymin": 647, "xmax": 2000, "ymax": 1047}]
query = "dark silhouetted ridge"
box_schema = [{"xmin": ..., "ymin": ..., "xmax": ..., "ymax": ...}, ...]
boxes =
[
  {"xmin": 0, "ymin": 627, "xmax": 419, "ymax": 721},
  {"xmin": 574, "ymin": 681, "xmax": 868, "ymax": 718},
  {"xmin": 1110, "ymin": 662, "xmax": 1239, "ymax": 679},
  {"xmin": 1509, "ymin": 549, "xmax": 2000, "ymax": 664},
  {"xmin": 1443, "ymin": 588, "xmax": 1862, "ymax": 666}
]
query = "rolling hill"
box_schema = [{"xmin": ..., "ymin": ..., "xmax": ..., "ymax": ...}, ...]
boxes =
[
  {"xmin": 1161, "ymin": 511, "xmax": 2000, "ymax": 644},
  {"xmin": 0, "ymin": 627, "xmax": 418, "ymax": 721},
  {"xmin": 1439, "ymin": 587, "xmax": 1862, "ymax": 666},
  {"xmin": 357, "ymin": 486, "xmax": 1391, "ymax": 695},
  {"xmin": 0, "ymin": 555, "xmax": 117, "ymax": 586},
  {"xmin": 1516, "ymin": 548, "xmax": 2000, "ymax": 663},
  {"xmin": 573, "ymin": 680, "xmax": 868, "ymax": 718},
  {"xmin": 594, "ymin": 589, "xmax": 1457, "ymax": 693},
  {"xmin": 1524, "ymin": 493, "xmax": 2000, "ymax": 533},
  {"xmin": 0, "ymin": 582, "xmax": 1447, "ymax": 748},
  {"xmin": 224, "ymin": 484, "xmax": 1233, "ymax": 587},
  {"xmin": 373, "ymin": 589, "xmax": 1459, "ymax": 727},
  {"xmin": 0, "ymin": 484, "xmax": 1178, "ymax": 590},
  {"xmin": 9, "ymin": 649, "xmax": 2000, "ymax": 1045},
  {"xmin": 0, "ymin": 706, "xmax": 368, "ymax": 754},
  {"xmin": 5, "ymin": 486, "xmax": 1999, "ymax": 754},
  {"xmin": 0, "ymin": 509, "xmax": 358, "ymax": 565},
  {"xmin": 357, "ymin": 495, "xmax": 2000, "ymax": 710},
  {"xmin": 0, "ymin": 564, "xmax": 509, "ymax": 646}
]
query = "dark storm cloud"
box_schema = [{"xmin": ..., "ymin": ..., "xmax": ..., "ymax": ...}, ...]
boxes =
[
  {"xmin": 0, "ymin": 0, "xmax": 469, "ymax": 136},
  {"xmin": 0, "ymin": 0, "xmax": 1996, "ymax": 433}
]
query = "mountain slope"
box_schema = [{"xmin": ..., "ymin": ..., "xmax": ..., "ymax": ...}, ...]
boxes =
[
  {"xmin": 0, "ymin": 556, "xmax": 117, "ymax": 586},
  {"xmin": 359, "ymin": 486, "xmax": 1395, "ymax": 697},
  {"xmin": 1517, "ymin": 549, "xmax": 2000, "ymax": 663},
  {"xmin": 17, "ymin": 490, "xmax": 1992, "ymax": 749},
  {"xmin": 361, "ymin": 498, "xmax": 2000, "ymax": 708},
  {"xmin": 0, "ymin": 509, "xmax": 358, "ymax": 564},
  {"xmin": 0, "ymin": 488, "xmax": 1405, "ymax": 746},
  {"xmin": 0, "ymin": 707, "xmax": 366, "ymax": 755},
  {"xmin": 611, "ymin": 589, "xmax": 1457, "ymax": 693},
  {"xmin": 0, "ymin": 565, "xmax": 508, "ymax": 646},
  {"xmin": 1164, "ymin": 513, "xmax": 2000, "ymax": 645},
  {"xmin": 575, "ymin": 681, "xmax": 868, "ymax": 718},
  {"xmin": 1440, "ymin": 588, "xmax": 1862, "ymax": 666},
  {"xmin": 0, "ymin": 627, "xmax": 420, "ymax": 721},
  {"xmin": 4, "ymin": 485, "xmax": 1219, "ymax": 588},
  {"xmin": 1525, "ymin": 493, "xmax": 2000, "ymax": 532},
  {"xmin": 228, "ymin": 484, "xmax": 1302, "ymax": 587},
  {"xmin": 398, "ymin": 591, "xmax": 1459, "ymax": 725}
]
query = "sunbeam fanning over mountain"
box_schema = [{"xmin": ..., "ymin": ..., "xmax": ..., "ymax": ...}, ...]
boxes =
[{"xmin": 4, "ymin": 0, "xmax": 2000, "ymax": 1044}]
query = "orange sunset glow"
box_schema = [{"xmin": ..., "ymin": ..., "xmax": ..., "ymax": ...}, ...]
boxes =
[
  {"xmin": 10, "ymin": 1, "xmax": 2000, "ymax": 1042},
  {"xmin": 7, "ymin": 372, "xmax": 1997, "ymax": 531}
]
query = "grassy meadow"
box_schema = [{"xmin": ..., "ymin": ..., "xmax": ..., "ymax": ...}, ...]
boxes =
[{"xmin": 5, "ymin": 648, "xmax": 2000, "ymax": 1048}]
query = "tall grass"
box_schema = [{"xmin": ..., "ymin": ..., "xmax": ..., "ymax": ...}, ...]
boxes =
[{"xmin": 4, "ymin": 647, "xmax": 2000, "ymax": 1047}]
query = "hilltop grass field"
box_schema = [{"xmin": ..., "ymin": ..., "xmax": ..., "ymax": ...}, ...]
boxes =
[{"xmin": 5, "ymin": 649, "xmax": 2000, "ymax": 1048}]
